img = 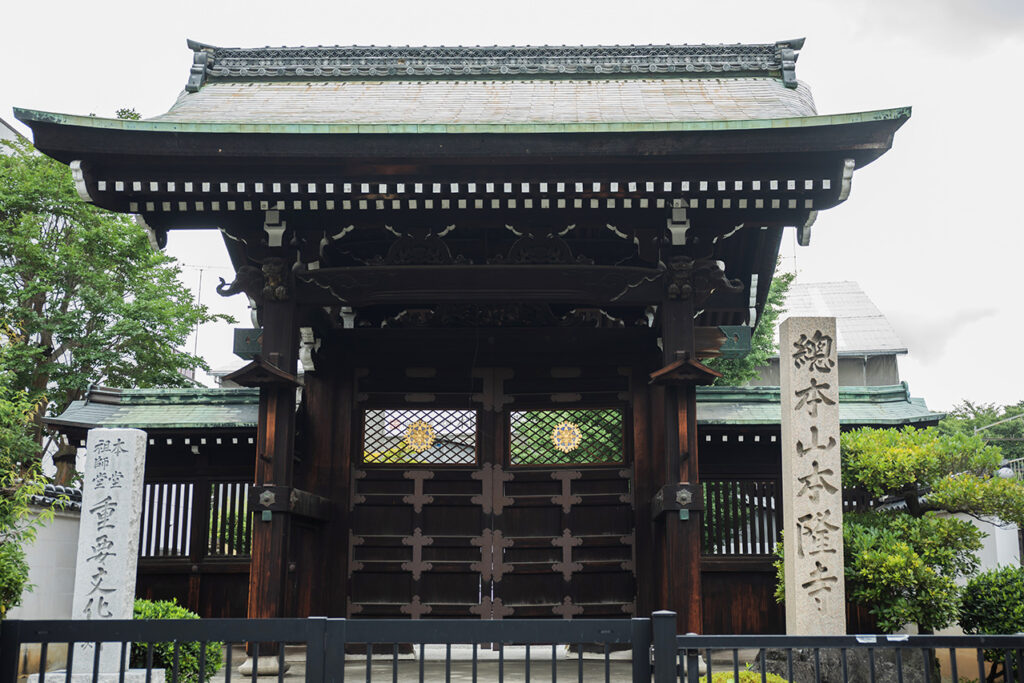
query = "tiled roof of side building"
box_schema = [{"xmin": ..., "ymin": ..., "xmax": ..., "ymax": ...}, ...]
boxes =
[
  {"xmin": 698, "ymin": 383, "xmax": 944, "ymax": 426},
  {"xmin": 30, "ymin": 484, "xmax": 83, "ymax": 511},
  {"xmin": 44, "ymin": 384, "xmax": 941, "ymax": 432},
  {"xmin": 44, "ymin": 386, "xmax": 259, "ymax": 432}
]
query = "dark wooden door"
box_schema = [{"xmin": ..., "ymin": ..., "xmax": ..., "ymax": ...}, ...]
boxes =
[{"xmin": 348, "ymin": 406, "xmax": 635, "ymax": 619}]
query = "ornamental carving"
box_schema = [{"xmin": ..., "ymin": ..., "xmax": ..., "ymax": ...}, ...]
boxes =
[
  {"xmin": 216, "ymin": 265, "xmax": 264, "ymax": 302},
  {"xmin": 368, "ymin": 232, "xmax": 468, "ymax": 266},
  {"xmin": 194, "ymin": 42, "xmax": 792, "ymax": 81},
  {"xmin": 558, "ymin": 308, "xmax": 625, "ymax": 328},
  {"xmin": 664, "ymin": 255, "xmax": 743, "ymax": 304},
  {"xmin": 261, "ymin": 258, "xmax": 289, "ymax": 301},
  {"xmin": 491, "ymin": 235, "xmax": 593, "ymax": 265},
  {"xmin": 384, "ymin": 304, "xmax": 559, "ymax": 328}
]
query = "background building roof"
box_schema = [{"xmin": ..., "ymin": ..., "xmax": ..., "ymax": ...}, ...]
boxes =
[
  {"xmin": 779, "ymin": 281, "xmax": 907, "ymax": 356},
  {"xmin": 1, "ymin": 117, "xmax": 26, "ymax": 144}
]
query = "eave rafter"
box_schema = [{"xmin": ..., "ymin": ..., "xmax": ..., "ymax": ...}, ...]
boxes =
[
  {"xmin": 73, "ymin": 171, "xmax": 845, "ymax": 220},
  {"xmin": 15, "ymin": 107, "xmax": 908, "ymax": 329}
]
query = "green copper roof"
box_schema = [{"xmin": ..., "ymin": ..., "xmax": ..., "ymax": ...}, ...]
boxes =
[
  {"xmin": 45, "ymin": 383, "xmax": 940, "ymax": 433},
  {"xmin": 697, "ymin": 382, "xmax": 944, "ymax": 426},
  {"xmin": 13, "ymin": 106, "xmax": 910, "ymax": 136},
  {"xmin": 45, "ymin": 387, "xmax": 259, "ymax": 432}
]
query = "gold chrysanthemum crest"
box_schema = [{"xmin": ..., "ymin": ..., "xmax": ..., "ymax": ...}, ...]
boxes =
[
  {"xmin": 405, "ymin": 420, "xmax": 436, "ymax": 453},
  {"xmin": 551, "ymin": 421, "xmax": 582, "ymax": 454}
]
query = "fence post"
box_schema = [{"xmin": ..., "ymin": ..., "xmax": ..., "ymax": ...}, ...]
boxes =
[
  {"xmin": 652, "ymin": 611, "xmax": 677, "ymax": 683},
  {"xmin": 321, "ymin": 618, "xmax": 347, "ymax": 683},
  {"xmin": 0, "ymin": 620, "xmax": 21, "ymax": 682},
  {"xmin": 304, "ymin": 617, "xmax": 326, "ymax": 683},
  {"xmin": 631, "ymin": 617, "xmax": 652, "ymax": 682}
]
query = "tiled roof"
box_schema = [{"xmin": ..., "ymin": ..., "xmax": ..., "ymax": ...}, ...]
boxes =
[
  {"xmin": 45, "ymin": 384, "xmax": 939, "ymax": 432},
  {"xmin": 779, "ymin": 281, "xmax": 907, "ymax": 355},
  {"xmin": 151, "ymin": 77, "xmax": 816, "ymax": 126},
  {"xmin": 30, "ymin": 484, "xmax": 83, "ymax": 511},
  {"xmin": 44, "ymin": 387, "xmax": 259, "ymax": 432},
  {"xmin": 139, "ymin": 39, "xmax": 817, "ymax": 127},
  {"xmin": 697, "ymin": 383, "xmax": 943, "ymax": 426}
]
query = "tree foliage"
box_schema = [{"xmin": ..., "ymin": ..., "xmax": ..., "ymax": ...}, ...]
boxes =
[
  {"xmin": 705, "ymin": 270, "xmax": 794, "ymax": 386},
  {"xmin": 940, "ymin": 400, "xmax": 1024, "ymax": 463},
  {"xmin": 838, "ymin": 426, "xmax": 1024, "ymax": 633},
  {"xmin": 0, "ymin": 138, "xmax": 229, "ymax": 466},
  {"xmin": 0, "ymin": 327, "xmax": 49, "ymax": 617}
]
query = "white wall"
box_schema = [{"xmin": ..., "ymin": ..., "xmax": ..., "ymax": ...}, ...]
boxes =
[
  {"xmin": 968, "ymin": 515, "xmax": 1021, "ymax": 570},
  {"xmin": 7, "ymin": 507, "xmax": 81, "ymax": 620}
]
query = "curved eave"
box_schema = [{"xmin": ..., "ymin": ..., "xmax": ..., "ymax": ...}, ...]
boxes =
[
  {"xmin": 14, "ymin": 106, "xmax": 910, "ymax": 167},
  {"xmin": 15, "ymin": 106, "xmax": 909, "ymax": 135},
  {"xmin": 696, "ymin": 383, "xmax": 945, "ymax": 427}
]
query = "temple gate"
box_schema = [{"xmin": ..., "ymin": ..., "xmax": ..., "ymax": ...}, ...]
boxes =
[{"xmin": 17, "ymin": 38, "xmax": 909, "ymax": 634}]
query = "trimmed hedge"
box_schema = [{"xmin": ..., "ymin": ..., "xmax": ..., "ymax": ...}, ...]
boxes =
[
  {"xmin": 130, "ymin": 599, "xmax": 223, "ymax": 682},
  {"xmin": 700, "ymin": 672, "xmax": 791, "ymax": 683}
]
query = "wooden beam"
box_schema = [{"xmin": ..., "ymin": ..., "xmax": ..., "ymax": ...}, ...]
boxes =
[
  {"xmin": 249, "ymin": 485, "xmax": 332, "ymax": 521},
  {"xmin": 296, "ymin": 264, "xmax": 665, "ymax": 307}
]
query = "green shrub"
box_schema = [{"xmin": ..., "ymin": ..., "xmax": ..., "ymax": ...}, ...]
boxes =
[
  {"xmin": 700, "ymin": 671, "xmax": 791, "ymax": 683},
  {"xmin": 130, "ymin": 599, "xmax": 223, "ymax": 682},
  {"xmin": 961, "ymin": 565, "xmax": 1024, "ymax": 634},
  {"xmin": 960, "ymin": 565, "xmax": 1024, "ymax": 680}
]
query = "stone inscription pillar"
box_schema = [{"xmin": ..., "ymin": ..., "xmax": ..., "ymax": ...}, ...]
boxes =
[
  {"xmin": 780, "ymin": 317, "xmax": 845, "ymax": 634},
  {"xmin": 72, "ymin": 428, "xmax": 148, "ymax": 673}
]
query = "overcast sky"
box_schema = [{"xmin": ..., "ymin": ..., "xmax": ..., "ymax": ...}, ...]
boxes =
[{"xmin": 3, "ymin": 0, "xmax": 1022, "ymax": 411}]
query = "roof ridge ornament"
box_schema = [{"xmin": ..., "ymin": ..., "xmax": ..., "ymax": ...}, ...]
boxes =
[
  {"xmin": 774, "ymin": 38, "xmax": 805, "ymax": 89},
  {"xmin": 185, "ymin": 39, "xmax": 216, "ymax": 92},
  {"xmin": 181, "ymin": 38, "xmax": 806, "ymax": 86}
]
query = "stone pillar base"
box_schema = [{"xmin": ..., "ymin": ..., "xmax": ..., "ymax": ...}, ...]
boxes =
[
  {"xmin": 758, "ymin": 648, "xmax": 929, "ymax": 683},
  {"xmin": 28, "ymin": 670, "xmax": 164, "ymax": 683},
  {"xmin": 681, "ymin": 654, "xmax": 707, "ymax": 677},
  {"xmin": 239, "ymin": 655, "xmax": 291, "ymax": 676}
]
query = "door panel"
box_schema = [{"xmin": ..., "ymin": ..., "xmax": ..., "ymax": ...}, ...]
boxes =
[{"xmin": 348, "ymin": 405, "xmax": 635, "ymax": 619}]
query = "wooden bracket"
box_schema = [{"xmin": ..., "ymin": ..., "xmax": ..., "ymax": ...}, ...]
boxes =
[
  {"xmin": 250, "ymin": 485, "xmax": 331, "ymax": 521},
  {"xmin": 649, "ymin": 355, "xmax": 722, "ymax": 386},
  {"xmin": 223, "ymin": 354, "xmax": 301, "ymax": 388},
  {"xmin": 651, "ymin": 483, "xmax": 704, "ymax": 519}
]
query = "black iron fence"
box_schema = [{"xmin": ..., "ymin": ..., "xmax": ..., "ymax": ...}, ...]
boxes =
[{"xmin": 4, "ymin": 611, "xmax": 1024, "ymax": 683}]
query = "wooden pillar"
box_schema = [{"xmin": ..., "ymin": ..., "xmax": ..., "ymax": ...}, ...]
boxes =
[
  {"xmin": 631, "ymin": 367, "xmax": 656, "ymax": 618},
  {"xmin": 298, "ymin": 341, "xmax": 354, "ymax": 617},
  {"xmin": 247, "ymin": 296, "xmax": 298, "ymax": 624},
  {"xmin": 656, "ymin": 298, "xmax": 703, "ymax": 633}
]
